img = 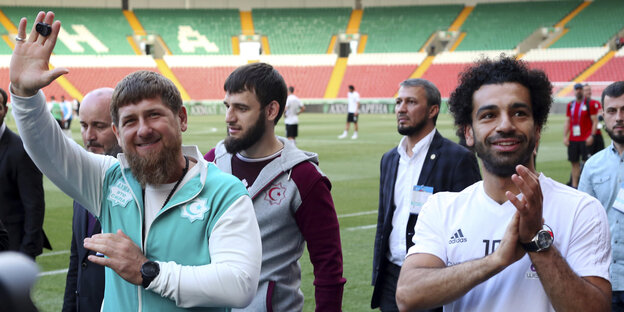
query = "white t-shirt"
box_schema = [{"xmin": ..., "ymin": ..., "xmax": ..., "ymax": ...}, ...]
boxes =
[
  {"xmin": 408, "ymin": 174, "xmax": 611, "ymax": 312},
  {"xmin": 347, "ymin": 91, "xmax": 360, "ymax": 113},
  {"xmin": 143, "ymin": 163, "xmax": 201, "ymax": 243},
  {"xmin": 284, "ymin": 94, "xmax": 303, "ymax": 125}
]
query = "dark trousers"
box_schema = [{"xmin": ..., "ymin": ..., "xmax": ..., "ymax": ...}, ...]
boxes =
[
  {"xmin": 614, "ymin": 291, "xmax": 624, "ymax": 312},
  {"xmin": 378, "ymin": 262, "xmax": 442, "ymax": 312}
]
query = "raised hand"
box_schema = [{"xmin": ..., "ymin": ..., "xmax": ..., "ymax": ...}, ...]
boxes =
[
  {"xmin": 10, "ymin": 11, "xmax": 68, "ymax": 97},
  {"xmin": 505, "ymin": 164, "xmax": 543, "ymax": 243},
  {"xmin": 84, "ymin": 229, "xmax": 148, "ymax": 286}
]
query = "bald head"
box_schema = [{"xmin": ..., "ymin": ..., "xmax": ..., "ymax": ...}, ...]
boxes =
[{"xmin": 79, "ymin": 88, "xmax": 120, "ymax": 155}]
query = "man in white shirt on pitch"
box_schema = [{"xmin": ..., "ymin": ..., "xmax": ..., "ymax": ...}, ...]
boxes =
[
  {"xmin": 338, "ymin": 85, "xmax": 360, "ymax": 140},
  {"xmin": 283, "ymin": 86, "xmax": 305, "ymax": 145}
]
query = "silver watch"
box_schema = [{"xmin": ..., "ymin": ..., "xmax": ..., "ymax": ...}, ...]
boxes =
[{"xmin": 521, "ymin": 224, "xmax": 554, "ymax": 252}]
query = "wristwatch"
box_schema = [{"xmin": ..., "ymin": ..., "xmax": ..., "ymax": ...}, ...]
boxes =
[
  {"xmin": 521, "ymin": 224, "xmax": 554, "ymax": 252},
  {"xmin": 140, "ymin": 260, "xmax": 160, "ymax": 288}
]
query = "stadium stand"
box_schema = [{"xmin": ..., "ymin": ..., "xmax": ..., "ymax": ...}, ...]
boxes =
[
  {"xmin": 551, "ymin": 0, "xmax": 624, "ymax": 48},
  {"xmin": 358, "ymin": 5, "xmax": 463, "ymax": 53},
  {"xmin": 260, "ymin": 54, "xmax": 337, "ymax": 98},
  {"xmin": 585, "ymin": 48, "xmax": 624, "ymax": 82},
  {"xmin": 251, "ymin": 8, "xmax": 351, "ymax": 54},
  {"xmin": 133, "ymin": 9, "xmax": 241, "ymax": 55},
  {"xmin": 165, "ymin": 55, "xmax": 246, "ymax": 100},
  {"xmin": 48, "ymin": 55, "xmax": 158, "ymax": 96},
  {"xmin": 3, "ymin": 7, "xmax": 135, "ymax": 55},
  {"xmin": 422, "ymin": 50, "xmax": 514, "ymax": 98},
  {"xmin": 0, "ymin": 1, "xmax": 621, "ymax": 103},
  {"xmin": 0, "ymin": 56, "xmax": 70, "ymax": 101},
  {"xmin": 338, "ymin": 53, "xmax": 426, "ymax": 98},
  {"xmin": 456, "ymin": 1, "xmax": 580, "ymax": 51},
  {"xmin": 522, "ymin": 47, "xmax": 608, "ymax": 82},
  {"xmin": 0, "ymin": 28, "xmax": 13, "ymax": 55}
]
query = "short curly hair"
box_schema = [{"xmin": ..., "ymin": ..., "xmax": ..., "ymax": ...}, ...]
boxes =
[{"xmin": 449, "ymin": 55, "xmax": 552, "ymax": 138}]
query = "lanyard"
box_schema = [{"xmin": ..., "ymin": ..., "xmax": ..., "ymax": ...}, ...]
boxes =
[
  {"xmin": 572, "ymin": 100, "xmax": 584, "ymax": 124},
  {"xmin": 142, "ymin": 156, "xmax": 189, "ymax": 243}
]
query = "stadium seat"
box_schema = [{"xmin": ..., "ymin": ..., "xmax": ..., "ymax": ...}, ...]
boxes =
[
  {"xmin": 456, "ymin": 1, "xmax": 579, "ymax": 51},
  {"xmin": 551, "ymin": 0, "xmax": 624, "ymax": 48},
  {"xmin": 3, "ymin": 7, "xmax": 135, "ymax": 55},
  {"xmin": 252, "ymin": 8, "xmax": 351, "ymax": 54},
  {"xmin": 359, "ymin": 5, "xmax": 463, "ymax": 53},
  {"xmin": 134, "ymin": 9, "xmax": 241, "ymax": 55}
]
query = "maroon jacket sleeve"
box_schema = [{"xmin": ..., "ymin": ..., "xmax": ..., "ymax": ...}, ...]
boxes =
[
  {"xmin": 291, "ymin": 162, "xmax": 346, "ymax": 312},
  {"xmin": 204, "ymin": 148, "xmax": 216, "ymax": 162}
]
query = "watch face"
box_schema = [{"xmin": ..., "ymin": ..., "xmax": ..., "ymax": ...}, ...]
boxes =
[
  {"xmin": 142, "ymin": 262, "xmax": 159, "ymax": 277},
  {"xmin": 537, "ymin": 230, "xmax": 553, "ymax": 248}
]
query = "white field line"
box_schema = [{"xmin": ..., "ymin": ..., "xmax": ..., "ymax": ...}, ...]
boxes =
[
  {"xmin": 344, "ymin": 224, "xmax": 376, "ymax": 231},
  {"xmin": 38, "ymin": 268, "xmax": 68, "ymax": 277},
  {"xmin": 39, "ymin": 250, "xmax": 70, "ymax": 257},
  {"xmin": 337, "ymin": 210, "xmax": 376, "ymax": 218}
]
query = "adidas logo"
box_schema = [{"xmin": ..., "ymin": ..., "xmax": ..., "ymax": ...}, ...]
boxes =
[{"xmin": 448, "ymin": 229, "xmax": 467, "ymax": 244}]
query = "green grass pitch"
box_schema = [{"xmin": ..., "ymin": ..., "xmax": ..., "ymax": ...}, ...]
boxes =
[{"xmin": 5, "ymin": 111, "xmax": 590, "ymax": 311}]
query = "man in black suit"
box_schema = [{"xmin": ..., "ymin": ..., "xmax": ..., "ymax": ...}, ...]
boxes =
[
  {"xmin": 0, "ymin": 87, "xmax": 48, "ymax": 259},
  {"xmin": 62, "ymin": 88, "xmax": 119, "ymax": 312},
  {"xmin": 371, "ymin": 79, "xmax": 481, "ymax": 311}
]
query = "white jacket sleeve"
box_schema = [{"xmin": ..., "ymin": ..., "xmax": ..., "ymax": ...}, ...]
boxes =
[
  {"xmin": 147, "ymin": 195, "xmax": 262, "ymax": 308},
  {"xmin": 11, "ymin": 90, "xmax": 116, "ymax": 217}
]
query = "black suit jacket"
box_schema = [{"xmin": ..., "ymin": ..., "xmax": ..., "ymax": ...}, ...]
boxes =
[
  {"xmin": 62, "ymin": 201, "xmax": 105, "ymax": 312},
  {"xmin": 0, "ymin": 127, "xmax": 49, "ymax": 258},
  {"xmin": 371, "ymin": 130, "xmax": 481, "ymax": 308}
]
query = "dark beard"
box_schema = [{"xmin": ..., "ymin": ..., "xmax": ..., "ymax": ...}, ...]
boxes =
[
  {"xmin": 397, "ymin": 115, "xmax": 427, "ymax": 136},
  {"xmin": 605, "ymin": 126, "xmax": 624, "ymax": 145},
  {"xmin": 224, "ymin": 110, "xmax": 266, "ymax": 154},
  {"xmin": 473, "ymin": 131, "xmax": 535, "ymax": 177},
  {"xmin": 105, "ymin": 144, "xmax": 123, "ymax": 157},
  {"xmin": 126, "ymin": 142, "xmax": 181, "ymax": 186}
]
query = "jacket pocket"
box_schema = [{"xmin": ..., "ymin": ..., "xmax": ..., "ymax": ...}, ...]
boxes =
[{"xmin": 592, "ymin": 175, "xmax": 611, "ymax": 184}]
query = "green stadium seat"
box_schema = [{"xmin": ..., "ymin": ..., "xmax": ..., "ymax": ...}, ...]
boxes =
[
  {"xmin": 359, "ymin": 5, "xmax": 463, "ymax": 53},
  {"xmin": 3, "ymin": 7, "xmax": 135, "ymax": 55},
  {"xmin": 252, "ymin": 8, "xmax": 351, "ymax": 54},
  {"xmin": 134, "ymin": 9, "xmax": 241, "ymax": 55},
  {"xmin": 456, "ymin": 1, "xmax": 580, "ymax": 51},
  {"xmin": 551, "ymin": 0, "xmax": 624, "ymax": 48}
]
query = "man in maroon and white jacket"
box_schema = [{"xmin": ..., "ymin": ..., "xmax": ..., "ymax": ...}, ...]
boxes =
[{"xmin": 205, "ymin": 62, "xmax": 346, "ymax": 312}]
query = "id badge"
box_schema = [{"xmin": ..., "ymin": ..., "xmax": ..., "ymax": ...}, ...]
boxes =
[
  {"xmin": 612, "ymin": 183, "xmax": 624, "ymax": 213},
  {"xmin": 572, "ymin": 125, "xmax": 581, "ymax": 137},
  {"xmin": 410, "ymin": 185, "xmax": 434, "ymax": 214}
]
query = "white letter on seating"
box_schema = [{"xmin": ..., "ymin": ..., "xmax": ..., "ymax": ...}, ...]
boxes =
[
  {"xmin": 178, "ymin": 25, "xmax": 219, "ymax": 53},
  {"xmin": 57, "ymin": 25, "xmax": 110, "ymax": 53}
]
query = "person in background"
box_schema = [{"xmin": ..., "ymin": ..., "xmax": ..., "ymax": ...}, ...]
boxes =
[
  {"xmin": 284, "ymin": 86, "xmax": 305, "ymax": 145},
  {"xmin": 338, "ymin": 85, "xmax": 360, "ymax": 139},
  {"xmin": 62, "ymin": 87, "xmax": 120, "ymax": 312},
  {"xmin": 0, "ymin": 86, "xmax": 49, "ymax": 259},
  {"xmin": 583, "ymin": 84, "xmax": 605, "ymax": 156},
  {"xmin": 564, "ymin": 83, "xmax": 598, "ymax": 188},
  {"xmin": 206, "ymin": 62, "xmax": 345, "ymax": 311},
  {"xmin": 579, "ymin": 81, "xmax": 624, "ymax": 310}
]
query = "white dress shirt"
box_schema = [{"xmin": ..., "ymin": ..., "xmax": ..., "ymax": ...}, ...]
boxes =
[{"xmin": 387, "ymin": 128, "xmax": 436, "ymax": 266}]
